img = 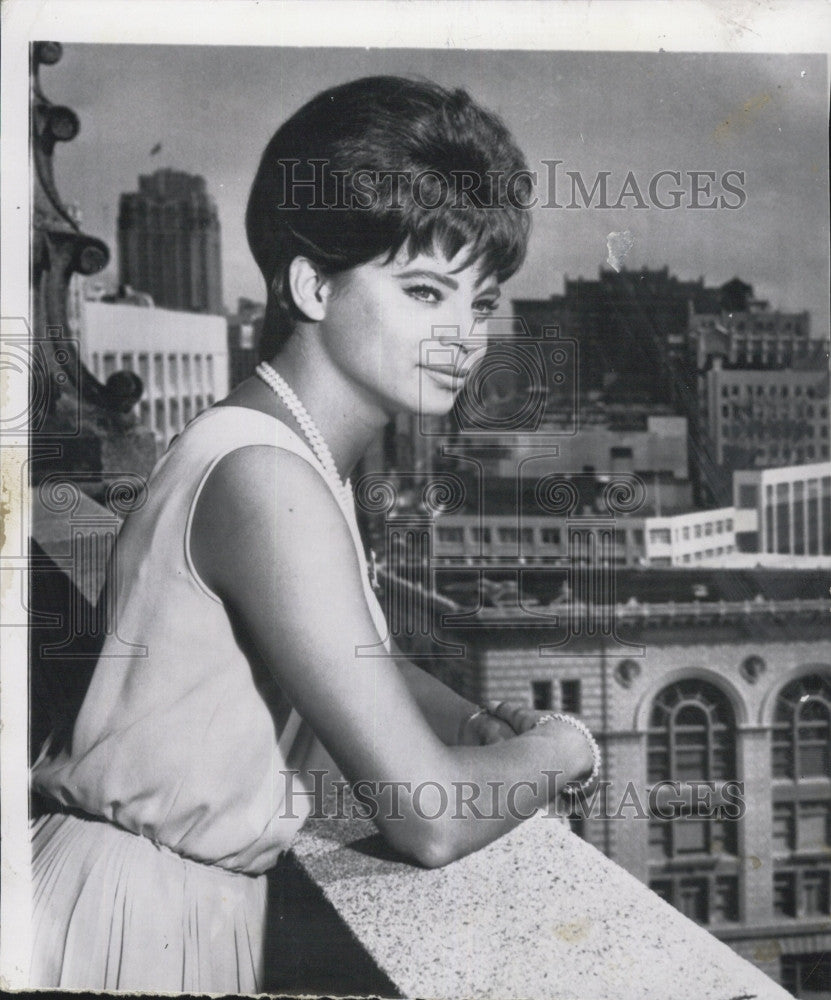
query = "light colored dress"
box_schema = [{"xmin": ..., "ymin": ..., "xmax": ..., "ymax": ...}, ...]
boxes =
[{"xmin": 30, "ymin": 405, "xmax": 389, "ymax": 992}]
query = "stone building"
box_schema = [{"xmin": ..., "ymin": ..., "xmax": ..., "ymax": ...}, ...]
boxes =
[{"xmin": 408, "ymin": 571, "xmax": 831, "ymax": 995}]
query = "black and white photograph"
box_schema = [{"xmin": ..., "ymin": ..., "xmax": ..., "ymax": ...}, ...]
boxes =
[{"xmin": 1, "ymin": 2, "xmax": 830, "ymax": 997}]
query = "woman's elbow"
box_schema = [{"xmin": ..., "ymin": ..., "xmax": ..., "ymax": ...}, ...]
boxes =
[{"xmin": 379, "ymin": 818, "xmax": 458, "ymax": 870}]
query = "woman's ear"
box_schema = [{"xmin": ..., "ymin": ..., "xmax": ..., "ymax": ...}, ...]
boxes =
[{"xmin": 286, "ymin": 256, "xmax": 331, "ymax": 322}]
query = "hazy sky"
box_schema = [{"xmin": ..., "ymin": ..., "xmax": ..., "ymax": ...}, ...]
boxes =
[{"xmin": 45, "ymin": 45, "xmax": 829, "ymax": 333}]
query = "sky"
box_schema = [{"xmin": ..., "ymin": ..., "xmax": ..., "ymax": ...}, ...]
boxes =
[{"xmin": 43, "ymin": 45, "xmax": 829, "ymax": 334}]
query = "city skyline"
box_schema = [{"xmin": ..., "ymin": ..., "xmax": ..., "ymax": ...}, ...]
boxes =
[{"xmin": 46, "ymin": 46, "xmax": 829, "ymax": 335}]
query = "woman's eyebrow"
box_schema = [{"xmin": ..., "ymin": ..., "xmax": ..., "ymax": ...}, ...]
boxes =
[
  {"xmin": 395, "ymin": 268, "xmax": 459, "ymax": 289},
  {"xmin": 394, "ymin": 268, "xmax": 501, "ymax": 297}
]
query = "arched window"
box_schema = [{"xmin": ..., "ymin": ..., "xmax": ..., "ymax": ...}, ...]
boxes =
[
  {"xmin": 647, "ymin": 679, "xmax": 739, "ymax": 924},
  {"xmin": 772, "ymin": 673, "xmax": 831, "ymax": 780},
  {"xmin": 771, "ymin": 672, "xmax": 831, "ymax": 921},
  {"xmin": 648, "ymin": 679, "xmax": 735, "ymax": 782}
]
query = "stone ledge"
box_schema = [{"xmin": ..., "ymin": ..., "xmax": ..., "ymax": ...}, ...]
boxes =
[{"xmin": 283, "ymin": 808, "xmax": 792, "ymax": 1000}]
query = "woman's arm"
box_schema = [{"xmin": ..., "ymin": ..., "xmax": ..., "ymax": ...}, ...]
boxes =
[
  {"xmin": 389, "ymin": 645, "xmax": 515, "ymax": 746},
  {"xmin": 192, "ymin": 446, "xmax": 594, "ymax": 868}
]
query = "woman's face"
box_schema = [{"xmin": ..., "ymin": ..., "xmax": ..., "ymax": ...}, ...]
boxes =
[{"xmin": 317, "ymin": 244, "xmax": 501, "ymax": 419}]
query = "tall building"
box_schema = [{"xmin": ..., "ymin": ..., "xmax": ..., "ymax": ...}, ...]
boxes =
[
  {"xmin": 513, "ymin": 267, "xmax": 721, "ymax": 409},
  {"xmin": 118, "ymin": 168, "xmax": 223, "ymax": 314}
]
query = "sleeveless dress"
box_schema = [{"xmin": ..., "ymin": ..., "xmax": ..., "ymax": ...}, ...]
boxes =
[{"xmin": 30, "ymin": 405, "xmax": 389, "ymax": 992}]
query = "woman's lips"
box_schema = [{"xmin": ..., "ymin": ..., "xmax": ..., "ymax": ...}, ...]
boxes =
[{"xmin": 421, "ymin": 365, "xmax": 467, "ymax": 390}]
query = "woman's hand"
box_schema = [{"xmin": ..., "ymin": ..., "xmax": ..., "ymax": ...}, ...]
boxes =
[
  {"xmin": 458, "ymin": 708, "xmax": 515, "ymax": 746},
  {"xmin": 479, "ymin": 701, "xmax": 551, "ymax": 736}
]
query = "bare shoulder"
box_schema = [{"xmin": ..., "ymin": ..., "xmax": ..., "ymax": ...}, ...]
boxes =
[{"xmin": 190, "ymin": 444, "xmax": 358, "ymax": 605}]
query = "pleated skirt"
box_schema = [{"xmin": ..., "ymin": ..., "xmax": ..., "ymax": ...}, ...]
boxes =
[{"xmin": 30, "ymin": 811, "xmax": 268, "ymax": 992}]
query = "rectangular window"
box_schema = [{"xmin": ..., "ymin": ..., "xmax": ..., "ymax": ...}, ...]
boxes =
[
  {"xmin": 694, "ymin": 524, "xmax": 702, "ymax": 538},
  {"xmin": 648, "ymin": 820, "xmax": 670, "ymax": 861},
  {"xmin": 168, "ymin": 353, "xmax": 178, "ymax": 387},
  {"xmin": 797, "ymin": 801, "xmax": 830, "ymax": 852},
  {"xmin": 541, "ymin": 528, "xmax": 561, "ymax": 545},
  {"xmin": 712, "ymin": 876, "xmax": 738, "ymax": 922},
  {"xmin": 471, "ymin": 527, "xmax": 491, "ymax": 544},
  {"xmin": 169, "ymin": 398, "xmax": 180, "ymax": 432},
  {"xmin": 120, "ymin": 352, "xmax": 134, "ymax": 372},
  {"xmin": 772, "ymin": 803, "xmax": 794, "ymax": 852},
  {"xmin": 677, "ymin": 878, "xmax": 708, "ymax": 923},
  {"xmin": 781, "ymin": 953, "xmax": 831, "ymax": 996},
  {"xmin": 103, "ymin": 353, "xmax": 116, "ymax": 379},
  {"xmin": 773, "ymin": 872, "xmax": 796, "ymax": 916},
  {"xmin": 649, "ymin": 529, "xmax": 671, "ymax": 544},
  {"xmin": 154, "ymin": 399, "xmax": 165, "ymax": 432},
  {"xmin": 802, "ymin": 869, "xmax": 830, "ymax": 915},
  {"xmin": 531, "ymin": 681, "xmax": 553, "ymax": 711},
  {"xmin": 560, "ymin": 679, "xmax": 581, "ymax": 714},
  {"xmin": 682, "ymin": 526, "xmax": 690, "ymax": 540},
  {"xmin": 153, "ymin": 353, "xmax": 163, "ymax": 388},
  {"xmin": 610, "ymin": 446, "xmax": 634, "ymax": 459},
  {"xmin": 674, "ymin": 818, "xmax": 708, "ymax": 856}
]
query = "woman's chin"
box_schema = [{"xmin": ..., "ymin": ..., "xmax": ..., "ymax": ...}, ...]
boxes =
[{"xmin": 411, "ymin": 390, "xmax": 460, "ymax": 419}]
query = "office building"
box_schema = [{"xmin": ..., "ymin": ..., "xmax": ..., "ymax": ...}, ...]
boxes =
[
  {"xmin": 118, "ymin": 168, "xmax": 223, "ymax": 314},
  {"xmin": 82, "ymin": 300, "xmax": 229, "ymax": 449},
  {"xmin": 733, "ymin": 463, "xmax": 831, "ymax": 558}
]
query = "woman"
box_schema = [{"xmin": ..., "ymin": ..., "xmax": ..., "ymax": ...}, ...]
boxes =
[{"xmin": 30, "ymin": 76, "xmax": 599, "ymax": 992}]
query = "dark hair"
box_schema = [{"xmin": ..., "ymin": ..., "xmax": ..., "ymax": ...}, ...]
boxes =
[{"xmin": 246, "ymin": 76, "xmax": 532, "ymax": 359}]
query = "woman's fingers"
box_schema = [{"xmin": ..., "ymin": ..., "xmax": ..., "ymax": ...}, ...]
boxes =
[
  {"xmin": 476, "ymin": 715, "xmax": 515, "ymax": 745},
  {"xmin": 483, "ymin": 701, "xmax": 549, "ymax": 736}
]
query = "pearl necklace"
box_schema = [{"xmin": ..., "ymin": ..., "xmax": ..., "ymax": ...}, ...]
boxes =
[{"xmin": 255, "ymin": 361, "xmax": 353, "ymax": 510}]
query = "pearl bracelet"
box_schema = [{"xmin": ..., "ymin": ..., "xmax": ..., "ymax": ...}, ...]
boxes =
[{"xmin": 534, "ymin": 712, "xmax": 601, "ymax": 792}]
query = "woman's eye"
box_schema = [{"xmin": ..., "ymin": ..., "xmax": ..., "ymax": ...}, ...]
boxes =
[
  {"xmin": 474, "ymin": 300, "xmax": 500, "ymax": 316},
  {"xmin": 406, "ymin": 284, "xmax": 442, "ymax": 304}
]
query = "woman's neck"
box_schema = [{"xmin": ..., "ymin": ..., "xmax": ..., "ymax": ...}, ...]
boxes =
[{"xmin": 230, "ymin": 338, "xmax": 390, "ymax": 479}]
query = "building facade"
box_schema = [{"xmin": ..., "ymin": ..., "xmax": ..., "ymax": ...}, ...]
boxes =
[
  {"xmin": 690, "ymin": 304, "xmax": 815, "ymax": 371},
  {"xmin": 82, "ymin": 300, "xmax": 229, "ymax": 449},
  {"xmin": 733, "ymin": 463, "xmax": 831, "ymax": 558},
  {"xmin": 431, "ymin": 507, "xmax": 740, "ymax": 568},
  {"xmin": 410, "ymin": 586, "xmax": 831, "ymax": 995},
  {"xmin": 118, "ymin": 168, "xmax": 223, "ymax": 314},
  {"xmin": 700, "ymin": 359, "xmax": 830, "ymax": 468}
]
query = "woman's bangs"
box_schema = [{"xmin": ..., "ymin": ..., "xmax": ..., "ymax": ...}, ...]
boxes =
[{"xmin": 397, "ymin": 203, "xmax": 530, "ymax": 284}]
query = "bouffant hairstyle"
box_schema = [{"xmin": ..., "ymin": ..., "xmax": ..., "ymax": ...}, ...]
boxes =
[{"xmin": 246, "ymin": 76, "xmax": 532, "ymax": 359}]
